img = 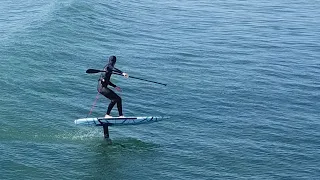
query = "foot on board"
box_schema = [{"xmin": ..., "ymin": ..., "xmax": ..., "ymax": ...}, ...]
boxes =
[{"xmin": 104, "ymin": 114, "xmax": 113, "ymax": 118}]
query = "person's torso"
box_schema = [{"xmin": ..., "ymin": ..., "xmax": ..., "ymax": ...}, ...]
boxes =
[{"xmin": 100, "ymin": 66, "xmax": 112, "ymax": 87}]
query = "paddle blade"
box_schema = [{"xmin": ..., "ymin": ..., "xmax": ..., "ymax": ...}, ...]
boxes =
[{"xmin": 86, "ymin": 69, "xmax": 104, "ymax": 74}]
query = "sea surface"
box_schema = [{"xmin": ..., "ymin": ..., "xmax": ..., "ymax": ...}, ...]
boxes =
[{"xmin": 1, "ymin": 0, "xmax": 319, "ymax": 179}]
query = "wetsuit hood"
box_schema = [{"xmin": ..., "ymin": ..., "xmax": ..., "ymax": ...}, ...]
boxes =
[{"xmin": 108, "ymin": 56, "xmax": 116, "ymax": 68}]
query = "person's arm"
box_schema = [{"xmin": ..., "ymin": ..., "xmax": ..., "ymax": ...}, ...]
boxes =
[
  {"xmin": 112, "ymin": 68, "xmax": 123, "ymax": 74},
  {"xmin": 109, "ymin": 81, "xmax": 122, "ymax": 92},
  {"xmin": 112, "ymin": 68, "xmax": 129, "ymax": 78},
  {"xmin": 108, "ymin": 81, "xmax": 117, "ymax": 88}
]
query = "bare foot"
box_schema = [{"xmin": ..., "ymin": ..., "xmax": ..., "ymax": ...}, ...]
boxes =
[{"xmin": 104, "ymin": 114, "xmax": 113, "ymax": 118}]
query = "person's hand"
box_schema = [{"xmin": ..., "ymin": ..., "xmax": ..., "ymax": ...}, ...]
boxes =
[
  {"xmin": 115, "ymin": 86, "xmax": 122, "ymax": 92},
  {"xmin": 122, "ymin": 72, "xmax": 129, "ymax": 78}
]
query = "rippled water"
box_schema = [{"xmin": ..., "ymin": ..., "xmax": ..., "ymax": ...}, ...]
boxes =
[{"xmin": 1, "ymin": 0, "xmax": 319, "ymax": 179}]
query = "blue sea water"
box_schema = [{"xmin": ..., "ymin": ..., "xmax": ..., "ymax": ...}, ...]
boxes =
[{"xmin": 1, "ymin": 0, "xmax": 320, "ymax": 179}]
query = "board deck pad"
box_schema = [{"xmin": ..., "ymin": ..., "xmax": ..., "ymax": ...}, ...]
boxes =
[{"xmin": 75, "ymin": 116, "xmax": 168, "ymax": 126}]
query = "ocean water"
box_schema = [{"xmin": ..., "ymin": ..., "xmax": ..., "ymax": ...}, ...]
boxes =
[{"xmin": 1, "ymin": 0, "xmax": 320, "ymax": 179}]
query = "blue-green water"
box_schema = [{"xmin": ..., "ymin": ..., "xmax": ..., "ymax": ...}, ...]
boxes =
[{"xmin": 1, "ymin": 0, "xmax": 320, "ymax": 179}]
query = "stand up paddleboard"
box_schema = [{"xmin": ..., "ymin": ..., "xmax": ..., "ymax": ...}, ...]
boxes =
[{"xmin": 74, "ymin": 116, "xmax": 168, "ymax": 138}]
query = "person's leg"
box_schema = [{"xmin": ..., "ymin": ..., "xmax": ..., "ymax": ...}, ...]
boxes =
[
  {"xmin": 100, "ymin": 87, "xmax": 123, "ymax": 116},
  {"xmin": 107, "ymin": 100, "xmax": 116, "ymax": 115},
  {"xmin": 109, "ymin": 95, "xmax": 122, "ymax": 116},
  {"xmin": 116, "ymin": 97, "xmax": 123, "ymax": 116}
]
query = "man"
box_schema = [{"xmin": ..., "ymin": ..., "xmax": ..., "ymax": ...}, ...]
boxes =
[{"xmin": 97, "ymin": 56, "xmax": 128, "ymax": 117}]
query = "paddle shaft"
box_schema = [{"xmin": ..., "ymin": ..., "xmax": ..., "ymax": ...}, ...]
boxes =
[
  {"xmin": 86, "ymin": 69, "xmax": 167, "ymax": 86},
  {"xmin": 127, "ymin": 76, "xmax": 167, "ymax": 86}
]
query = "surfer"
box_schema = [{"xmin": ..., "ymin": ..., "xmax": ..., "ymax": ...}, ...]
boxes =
[{"xmin": 98, "ymin": 56, "xmax": 128, "ymax": 118}]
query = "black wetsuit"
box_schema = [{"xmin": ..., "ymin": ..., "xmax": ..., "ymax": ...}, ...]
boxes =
[{"xmin": 97, "ymin": 56, "xmax": 123, "ymax": 116}]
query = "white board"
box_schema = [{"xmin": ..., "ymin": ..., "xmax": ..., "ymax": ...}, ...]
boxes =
[{"xmin": 75, "ymin": 116, "xmax": 168, "ymax": 126}]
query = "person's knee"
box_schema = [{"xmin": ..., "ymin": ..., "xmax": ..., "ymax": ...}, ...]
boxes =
[
  {"xmin": 116, "ymin": 96, "xmax": 122, "ymax": 103},
  {"xmin": 111, "ymin": 96, "xmax": 121, "ymax": 103}
]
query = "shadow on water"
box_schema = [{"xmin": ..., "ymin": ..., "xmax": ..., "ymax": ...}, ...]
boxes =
[
  {"xmin": 1, "ymin": 128, "xmax": 161, "ymax": 179},
  {"xmin": 55, "ymin": 127, "xmax": 160, "ymax": 153},
  {"xmin": 94, "ymin": 137, "xmax": 159, "ymax": 151},
  {"xmin": 5, "ymin": 127, "xmax": 161, "ymax": 179},
  {"xmin": 79, "ymin": 137, "xmax": 160, "ymax": 179}
]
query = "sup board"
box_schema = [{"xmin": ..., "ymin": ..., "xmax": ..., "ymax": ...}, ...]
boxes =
[{"xmin": 75, "ymin": 116, "xmax": 168, "ymax": 126}]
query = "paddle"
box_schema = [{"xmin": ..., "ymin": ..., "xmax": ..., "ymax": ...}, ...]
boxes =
[
  {"xmin": 86, "ymin": 69, "xmax": 167, "ymax": 86},
  {"xmin": 86, "ymin": 69, "xmax": 106, "ymax": 73}
]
